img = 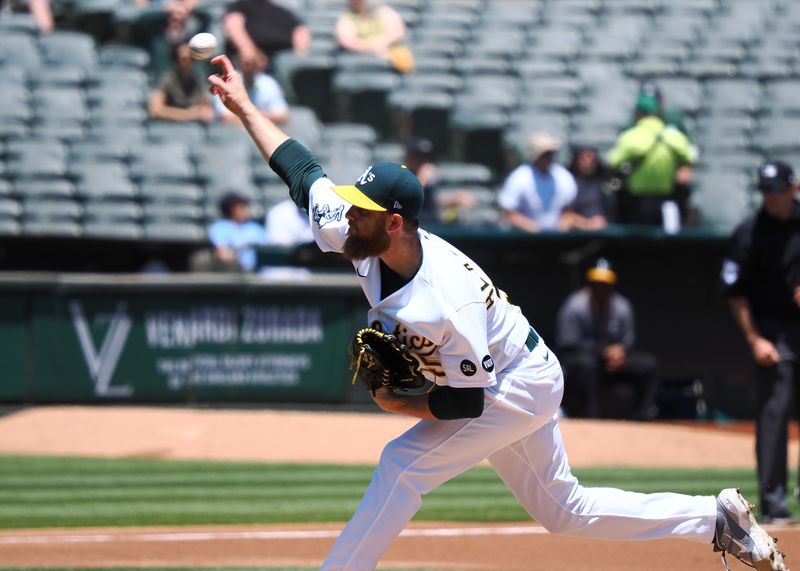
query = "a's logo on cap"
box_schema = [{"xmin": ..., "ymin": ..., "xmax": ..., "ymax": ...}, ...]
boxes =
[
  {"xmin": 762, "ymin": 164, "xmax": 778, "ymax": 178},
  {"xmin": 357, "ymin": 166, "xmax": 375, "ymax": 186}
]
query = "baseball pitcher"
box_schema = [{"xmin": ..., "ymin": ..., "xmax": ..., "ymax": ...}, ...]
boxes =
[{"xmin": 208, "ymin": 55, "xmax": 786, "ymax": 571}]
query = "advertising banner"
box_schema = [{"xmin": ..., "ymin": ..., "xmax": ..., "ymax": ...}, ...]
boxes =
[{"xmin": 27, "ymin": 292, "xmax": 357, "ymax": 403}]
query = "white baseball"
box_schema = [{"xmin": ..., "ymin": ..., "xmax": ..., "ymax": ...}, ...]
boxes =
[{"xmin": 188, "ymin": 33, "xmax": 218, "ymax": 61}]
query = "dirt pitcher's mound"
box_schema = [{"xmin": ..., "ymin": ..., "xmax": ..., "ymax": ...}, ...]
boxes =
[{"xmin": 0, "ymin": 405, "xmax": 787, "ymax": 468}]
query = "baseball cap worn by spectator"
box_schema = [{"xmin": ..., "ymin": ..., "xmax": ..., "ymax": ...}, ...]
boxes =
[
  {"xmin": 757, "ymin": 161, "xmax": 796, "ymax": 194},
  {"xmin": 586, "ymin": 257, "xmax": 618, "ymax": 285},
  {"xmin": 528, "ymin": 132, "xmax": 561, "ymax": 161},
  {"xmin": 635, "ymin": 93, "xmax": 660, "ymax": 115},
  {"xmin": 332, "ymin": 162, "xmax": 424, "ymax": 220},
  {"xmin": 219, "ymin": 191, "xmax": 250, "ymax": 217}
]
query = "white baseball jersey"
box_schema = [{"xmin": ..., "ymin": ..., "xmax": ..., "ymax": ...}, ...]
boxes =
[{"xmin": 307, "ymin": 176, "xmax": 532, "ymax": 388}]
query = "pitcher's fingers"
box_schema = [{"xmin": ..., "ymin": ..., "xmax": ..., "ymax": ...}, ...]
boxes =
[
  {"xmin": 207, "ymin": 74, "xmax": 226, "ymax": 90},
  {"xmin": 210, "ymin": 54, "xmax": 234, "ymax": 74}
]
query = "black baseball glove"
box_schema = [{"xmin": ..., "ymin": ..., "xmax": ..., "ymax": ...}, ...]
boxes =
[{"xmin": 349, "ymin": 328, "xmax": 433, "ymax": 396}]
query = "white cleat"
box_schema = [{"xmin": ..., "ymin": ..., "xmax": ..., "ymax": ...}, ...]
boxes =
[{"xmin": 714, "ymin": 488, "xmax": 788, "ymax": 571}]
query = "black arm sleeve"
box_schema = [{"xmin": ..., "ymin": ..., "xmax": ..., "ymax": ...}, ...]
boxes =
[
  {"xmin": 268, "ymin": 138, "xmax": 325, "ymax": 211},
  {"xmin": 428, "ymin": 386, "xmax": 484, "ymax": 420}
]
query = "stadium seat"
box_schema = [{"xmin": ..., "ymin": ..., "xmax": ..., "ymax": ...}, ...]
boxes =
[
  {"xmin": 371, "ymin": 142, "xmax": 405, "ymax": 164},
  {"xmin": 333, "ymin": 69, "xmax": 399, "ymax": 138},
  {"xmin": 323, "ymin": 142, "xmax": 373, "ymax": 184},
  {"xmin": 143, "ymin": 202, "xmax": 205, "ymax": 224},
  {"xmin": 322, "ymin": 123, "xmax": 378, "ymax": 147},
  {"xmin": 32, "ymin": 87, "xmax": 88, "ymax": 124},
  {"xmin": 29, "ymin": 66, "xmax": 87, "ymax": 89},
  {"xmin": 22, "ymin": 220, "xmax": 82, "ymax": 237},
  {"xmin": 129, "ymin": 142, "xmax": 195, "ymax": 183},
  {"xmin": 82, "ymin": 221, "xmax": 142, "ymax": 239},
  {"xmin": 22, "ymin": 199, "xmax": 82, "ymax": 226},
  {"xmin": 70, "ymin": 140, "xmax": 130, "ymax": 164},
  {"xmin": 98, "ymin": 45, "xmax": 150, "ymax": 69},
  {"xmin": 0, "ymin": 198, "xmax": 22, "ymax": 220},
  {"xmin": 434, "ymin": 162, "xmax": 493, "ymax": 187},
  {"xmin": 0, "ymin": 219, "xmax": 21, "ymax": 235},
  {"xmin": 88, "ymin": 122, "xmax": 147, "ymax": 145},
  {"xmin": 0, "ymin": 12, "xmax": 39, "ymax": 34},
  {"xmin": 143, "ymin": 221, "xmax": 206, "ymax": 241},
  {"xmin": 147, "ymin": 121, "xmax": 207, "ymax": 145},
  {"xmin": 449, "ymin": 107, "xmax": 508, "ymax": 174},
  {"xmin": 73, "ymin": 163, "xmax": 138, "ymax": 201},
  {"xmin": 387, "ymin": 90, "xmax": 453, "ymax": 155},
  {"xmin": 282, "ymin": 106, "xmax": 324, "ymax": 152},
  {"xmin": 6, "ymin": 140, "xmax": 68, "ymax": 180},
  {"xmin": 140, "ymin": 182, "xmax": 205, "ymax": 206},
  {"xmin": 14, "ymin": 179, "xmax": 75, "ymax": 200},
  {"xmin": 38, "ymin": 31, "xmax": 98, "ymax": 71},
  {"xmin": 83, "ymin": 201, "xmax": 142, "ymax": 223},
  {"xmin": 0, "ymin": 33, "xmax": 42, "ymax": 72}
]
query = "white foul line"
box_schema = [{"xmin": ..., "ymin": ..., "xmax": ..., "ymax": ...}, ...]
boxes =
[{"xmin": 0, "ymin": 525, "xmax": 548, "ymax": 545}]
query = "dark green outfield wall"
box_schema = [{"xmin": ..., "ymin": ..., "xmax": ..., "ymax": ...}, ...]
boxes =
[
  {"xmin": 0, "ymin": 274, "xmax": 368, "ymax": 404},
  {"xmin": 0, "ymin": 226, "xmax": 757, "ymax": 418}
]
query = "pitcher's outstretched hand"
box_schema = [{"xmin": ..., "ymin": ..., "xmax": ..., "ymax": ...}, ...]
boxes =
[{"xmin": 208, "ymin": 55, "xmax": 251, "ymax": 118}]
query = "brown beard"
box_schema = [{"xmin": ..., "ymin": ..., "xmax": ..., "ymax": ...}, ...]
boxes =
[{"xmin": 342, "ymin": 225, "xmax": 391, "ymax": 261}]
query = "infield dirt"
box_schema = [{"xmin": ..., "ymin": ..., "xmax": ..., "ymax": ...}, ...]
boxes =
[{"xmin": 0, "ymin": 406, "xmax": 797, "ymax": 570}]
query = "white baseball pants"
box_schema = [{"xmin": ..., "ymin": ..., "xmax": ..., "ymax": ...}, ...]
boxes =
[{"xmin": 321, "ymin": 342, "xmax": 718, "ymax": 570}]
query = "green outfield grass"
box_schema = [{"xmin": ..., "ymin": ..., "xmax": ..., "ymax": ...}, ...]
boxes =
[{"xmin": 0, "ymin": 455, "xmax": 791, "ymax": 529}]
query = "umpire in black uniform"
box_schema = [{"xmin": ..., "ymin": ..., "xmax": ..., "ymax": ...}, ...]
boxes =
[{"xmin": 722, "ymin": 160, "xmax": 800, "ymax": 524}]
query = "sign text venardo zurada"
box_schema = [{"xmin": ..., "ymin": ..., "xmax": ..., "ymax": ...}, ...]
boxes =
[{"xmin": 69, "ymin": 301, "xmax": 326, "ymax": 398}]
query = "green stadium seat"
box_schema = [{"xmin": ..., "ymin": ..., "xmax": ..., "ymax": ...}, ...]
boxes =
[{"xmin": 83, "ymin": 201, "xmax": 142, "ymax": 223}]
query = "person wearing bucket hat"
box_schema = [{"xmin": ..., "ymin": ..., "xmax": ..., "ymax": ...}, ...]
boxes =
[
  {"xmin": 723, "ymin": 160, "xmax": 800, "ymax": 525},
  {"xmin": 498, "ymin": 132, "xmax": 578, "ymax": 233},
  {"xmin": 556, "ymin": 258, "xmax": 658, "ymax": 420},
  {"xmin": 206, "ymin": 54, "xmax": 788, "ymax": 571}
]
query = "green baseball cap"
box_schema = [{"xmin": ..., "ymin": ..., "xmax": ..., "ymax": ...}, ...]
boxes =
[
  {"xmin": 635, "ymin": 93, "xmax": 660, "ymax": 115},
  {"xmin": 332, "ymin": 162, "xmax": 424, "ymax": 220}
]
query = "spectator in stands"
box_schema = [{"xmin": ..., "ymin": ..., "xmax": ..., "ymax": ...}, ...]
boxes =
[
  {"xmin": 498, "ymin": 132, "xmax": 577, "ymax": 233},
  {"xmin": 214, "ymin": 56, "xmax": 289, "ymax": 124},
  {"xmin": 208, "ymin": 191, "xmax": 268, "ymax": 271},
  {"xmin": 223, "ymin": 0, "xmax": 310, "ymax": 72},
  {"xmin": 638, "ymin": 81, "xmax": 696, "ymax": 224},
  {"xmin": 559, "ymin": 144, "xmax": 612, "ymax": 231},
  {"xmin": 404, "ymin": 137, "xmax": 477, "ymax": 226},
  {"xmin": 264, "ymin": 198, "xmax": 313, "ymax": 246},
  {"xmin": 606, "ymin": 93, "xmax": 696, "ymax": 229},
  {"xmin": 1, "ymin": 0, "xmax": 54, "ymax": 32},
  {"xmin": 556, "ymin": 258, "xmax": 658, "ymax": 420},
  {"xmin": 24, "ymin": 0, "xmax": 54, "ymax": 32},
  {"xmin": 145, "ymin": 0, "xmax": 206, "ymax": 81},
  {"xmin": 722, "ymin": 160, "xmax": 800, "ymax": 524},
  {"xmin": 335, "ymin": 0, "xmax": 414, "ymax": 73},
  {"xmin": 639, "ymin": 81, "xmax": 689, "ymax": 136},
  {"xmin": 148, "ymin": 42, "xmax": 214, "ymax": 124}
]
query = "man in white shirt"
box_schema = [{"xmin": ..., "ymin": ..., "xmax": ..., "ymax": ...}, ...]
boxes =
[
  {"xmin": 499, "ymin": 132, "xmax": 577, "ymax": 233},
  {"xmin": 206, "ymin": 53, "xmax": 787, "ymax": 571},
  {"xmin": 214, "ymin": 56, "xmax": 289, "ymax": 124}
]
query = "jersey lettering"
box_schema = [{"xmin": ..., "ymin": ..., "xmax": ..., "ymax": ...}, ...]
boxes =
[
  {"xmin": 312, "ymin": 203, "xmax": 345, "ymax": 228},
  {"xmin": 461, "ymin": 255, "xmax": 513, "ymax": 310},
  {"xmin": 370, "ymin": 319, "xmax": 445, "ymax": 380}
]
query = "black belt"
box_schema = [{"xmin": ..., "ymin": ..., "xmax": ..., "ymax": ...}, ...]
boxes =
[{"xmin": 525, "ymin": 326, "xmax": 540, "ymax": 351}]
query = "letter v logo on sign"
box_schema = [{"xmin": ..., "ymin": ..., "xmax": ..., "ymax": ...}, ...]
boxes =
[{"xmin": 68, "ymin": 301, "xmax": 134, "ymax": 397}]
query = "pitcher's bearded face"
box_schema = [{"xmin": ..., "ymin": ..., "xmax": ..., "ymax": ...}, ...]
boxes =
[{"xmin": 343, "ymin": 208, "xmax": 391, "ymax": 261}]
